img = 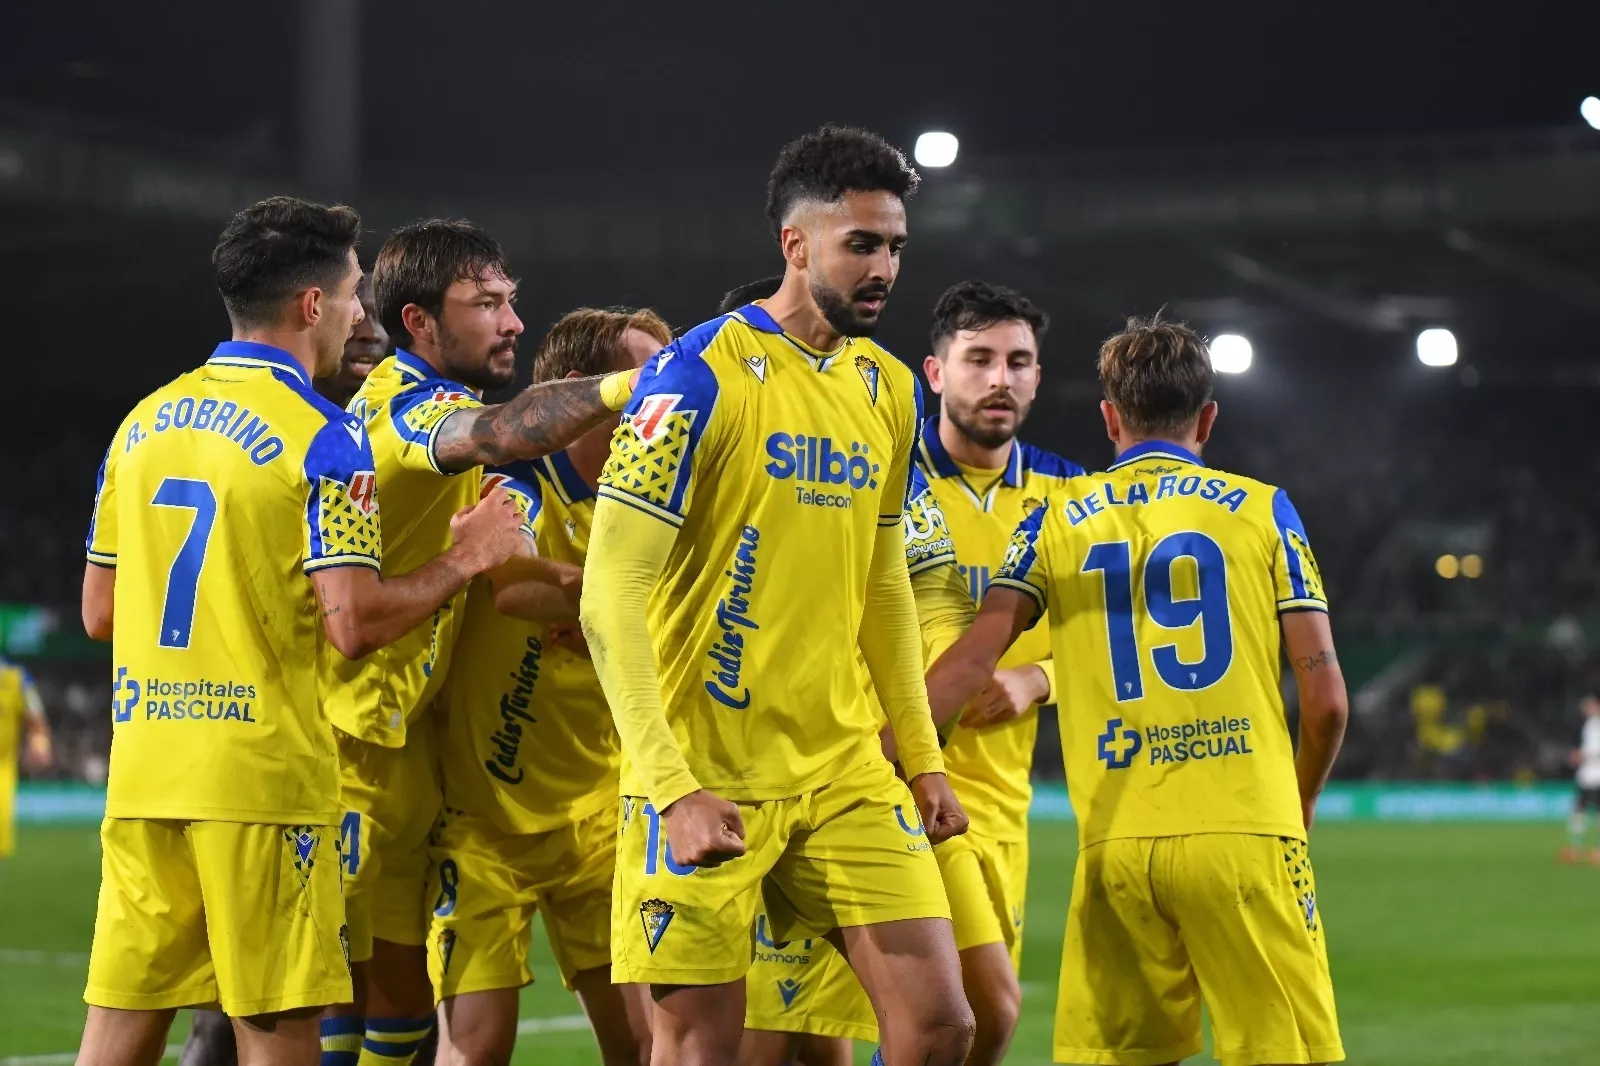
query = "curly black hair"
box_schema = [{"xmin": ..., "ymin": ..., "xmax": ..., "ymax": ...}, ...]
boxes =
[
  {"xmin": 929, "ymin": 279, "xmax": 1050, "ymax": 354},
  {"xmin": 764, "ymin": 125, "xmax": 920, "ymax": 241}
]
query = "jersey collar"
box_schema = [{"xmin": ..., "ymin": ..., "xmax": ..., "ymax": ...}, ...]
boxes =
[
  {"xmin": 393, "ymin": 348, "xmax": 435, "ymax": 381},
  {"xmin": 728, "ymin": 301, "xmax": 848, "ymax": 373},
  {"xmin": 917, "ymin": 415, "xmax": 1025, "ymax": 488},
  {"xmin": 1107, "ymin": 440, "xmax": 1206, "ymax": 470},
  {"xmin": 541, "ymin": 449, "xmax": 597, "ymax": 505},
  {"xmin": 207, "ymin": 341, "xmax": 312, "ymax": 389}
]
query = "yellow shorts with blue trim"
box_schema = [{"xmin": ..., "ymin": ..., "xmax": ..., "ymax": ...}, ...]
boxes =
[
  {"xmin": 613, "ymin": 756, "xmax": 949, "ymax": 987},
  {"xmin": 1055, "ymin": 833, "xmax": 1343, "ymax": 1066},
  {"xmin": 426, "ymin": 802, "xmax": 616, "ymax": 1001},
  {"xmin": 335, "ymin": 714, "xmax": 442, "ymax": 963},
  {"xmin": 85, "ymin": 818, "xmax": 350, "ymax": 1016},
  {"xmin": 744, "ymin": 911, "xmax": 876, "ymax": 1042},
  {"xmin": 937, "ymin": 829, "xmax": 1027, "ymax": 964}
]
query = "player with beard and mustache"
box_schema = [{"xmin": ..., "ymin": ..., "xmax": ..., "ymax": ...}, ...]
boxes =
[
  {"xmin": 914, "ymin": 280, "xmax": 1084, "ymax": 1065},
  {"xmin": 316, "ymin": 220, "xmax": 646, "ymax": 1066},
  {"xmin": 580, "ymin": 125, "xmax": 974, "ymax": 1066}
]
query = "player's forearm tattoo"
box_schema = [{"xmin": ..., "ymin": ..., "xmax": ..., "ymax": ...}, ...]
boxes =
[
  {"xmin": 1294, "ymin": 649, "xmax": 1337, "ymax": 674},
  {"xmin": 434, "ymin": 375, "xmax": 613, "ymax": 470}
]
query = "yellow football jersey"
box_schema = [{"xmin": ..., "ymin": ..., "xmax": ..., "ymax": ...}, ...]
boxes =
[
  {"xmin": 991, "ymin": 441, "xmax": 1325, "ymax": 847},
  {"xmin": 85, "ymin": 342, "xmax": 382, "ymax": 824},
  {"xmin": 0, "ymin": 660, "xmax": 40, "ymax": 791},
  {"xmin": 325, "ymin": 349, "xmax": 530, "ymax": 747},
  {"xmin": 914, "ymin": 418, "xmax": 1083, "ymax": 840},
  {"xmin": 436, "ymin": 450, "xmax": 620, "ymax": 834},
  {"xmin": 596, "ymin": 303, "xmax": 923, "ymax": 800}
]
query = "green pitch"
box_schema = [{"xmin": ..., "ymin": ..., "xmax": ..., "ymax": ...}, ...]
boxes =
[{"xmin": 2, "ymin": 821, "xmax": 1598, "ymax": 1065}]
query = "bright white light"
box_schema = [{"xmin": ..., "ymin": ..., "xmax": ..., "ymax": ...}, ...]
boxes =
[
  {"xmin": 914, "ymin": 131, "xmax": 959, "ymax": 168},
  {"xmin": 1210, "ymin": 334, "xmax": 1252, "ymax": 374},
  {"xmin": 1582, "ymin": 97, "xmax": 1600, "ymax": 131},
  {"xmin": 1416, "ymin": 327, "xmax": 1458, "ymax": 367}
]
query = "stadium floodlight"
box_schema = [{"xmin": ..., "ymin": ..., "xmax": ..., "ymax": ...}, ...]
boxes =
[
  {"xmin": 1461, "ymin": 553, "xmax": 1483, "ymax": 579},
  {"xmin": 1416, "ymin": 327, "xmax": 1458, "ymax": 367},
  {"xmin": 1435, "ymin": 554, "xmax": 1460, "ymax": 580},
  {"xmin": 914, "ymin": 131, "xmax": 959, "ymax": 168},
  {"xmin": 1582, "ymin": 96, "xmax": 1600, "ymax": 131},
  {"xmin": 1210, "ymin": 334, "xmax": 1252, "ymax": 374}
]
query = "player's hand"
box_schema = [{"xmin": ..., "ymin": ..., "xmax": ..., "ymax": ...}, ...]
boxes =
[
  {"xmin": 22, "ymin": 732, "xmax": 52, "ymax": 774},
  {"xmin": 548, "ymin": 622, "xmax": 589, "ymax": 658},
  {"xmin": 450, "ymin": 488, "xmax": 528, "ymax": 573},
  {"xmin": 662, "ymin": 789, "xmax": 746, "ymax": 868},
  {"xmin": 962, "ymin": 666, "xmax": 1047, "ymax": 728},
  {"xmin": 909, "ymin": 772, "xmax": 969, "ymax": 845}
]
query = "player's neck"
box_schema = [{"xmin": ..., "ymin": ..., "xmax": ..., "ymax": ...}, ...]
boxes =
[
  {"xmin": 939, "ymin": 415, "xmax": 1013, "ymax": 471},
  {"xmin": 405, "ymin": 342, "xmax": 449, "ymax": 377},
  {"xmin": 565, "ymin": 431, "xmax": 610, "ymax": 489},
  {"xmin": 1115, "ymin": 434, "xmax": 1203, "ymax": 459},
  {"xmin": 761, "ymin": 278, "xmax": 846, "ymax": 354},
  {"xmin": 232, "ymin": 329, "xmax": 318, "ymax": 383}
]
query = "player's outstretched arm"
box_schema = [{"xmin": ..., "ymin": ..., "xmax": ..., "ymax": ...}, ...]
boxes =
[
  {"xmin": 1283, "ymin": 609, "xmax": 1349, "ymax": 830},
  {"xmin": 431, "ymin": 370, "xmax": 639, "ymax": 473},
  {"xmin": 923, "ymin": 588, "xmax": 1035, "ymax": 731},
  {"xmin": 313, "ymin": 488, "xmax": 527, "ymax": 660},
  {"xmin": 81, "ymin": 564, "xmax": 115, "ymax": 641},
  {"xmin": 489, "ymin": 556, "xmax": 584, "ymax": 624}
]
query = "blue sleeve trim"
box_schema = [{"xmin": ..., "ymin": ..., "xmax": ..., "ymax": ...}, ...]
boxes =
[
  {"xmin": 85, "ymin": 444, "xmax": 112, "ymax": 554},
  {"xmin": 1272, "ymin": 487, "xmax": 1312, "ymax": 602}
]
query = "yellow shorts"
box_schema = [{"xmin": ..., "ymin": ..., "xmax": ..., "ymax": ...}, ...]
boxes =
[
  {"xmin": 85, "ymin": 818, "xmax": 350, "ymax": 1016},
  {"xmin": 336, "ymin": 716, "xmax": 442, "ymax": 963},
  {"xmin": 937, "ymin": 830, "xmax": 1027, "ymax": 964},
  {"xmin": 744, "ymin": 911, "xmax": 877, "ymax": 1042},
  {"xmin": 1055, "ymin": 834, "xmax": 1343, "ymax": 1066},
  {"xmin": 613, "ymin": 757, "xmax": 949, "ymax": 986},
  {"xmin": 426, "ymin": 802, "xmax": 616, "ymax": 1000}
]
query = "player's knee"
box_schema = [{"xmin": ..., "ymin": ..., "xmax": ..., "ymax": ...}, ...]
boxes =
[
  {"xmin": 916, "ymin": 1002, "xmax": 977, "ymax": 1064},
  {"xmin": 977, "ymin": 980, "xmax": 1021, "ymax": 1044}
]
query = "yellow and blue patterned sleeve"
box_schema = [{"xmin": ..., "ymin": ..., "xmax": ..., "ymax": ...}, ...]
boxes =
[
  {"xmin": 1271, "ymin": 488, "xmax": 1327, "ymax": 613},
  {"xmin": 989, "ymin": 503, "xmax": 1051, "ymax": 627},
  {"xmin": 302, "ymin": 414, "xmax": 383, "ymax": 573},
  {"xmin": 597, "ymin": 341, "xmax": 723, "ymax": 529},
  {"xmin": 387, "ymin": 380, "xmax": 484, "ymax": 475},
  {"xmin": 902, "ymin": 465, "xmax": 956, "ymax": 576},
  {"xmin": 85, "ymin": 441, "xmax": 118, "ymax": 568},
  {"xmin": 481, "ymin": 462, "xmax": 544, "ymax": 546}
]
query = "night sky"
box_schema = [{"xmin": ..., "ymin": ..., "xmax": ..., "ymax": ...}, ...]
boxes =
[{"xmin": 4, "ymin": 0, "xmax": 1596, "ymax": 177}]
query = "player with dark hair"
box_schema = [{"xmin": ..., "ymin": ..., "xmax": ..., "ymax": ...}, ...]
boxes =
[
  {"xmin": 580, "ymin": 125, "xmax": 975, "ymax": 1066},
  {"xmin": 925, "ymin": 316, "xmax": 1348, "ymax": 1066},
  {"xmin": 716, "ymin": 275, "xmax": 784, "ymax": 316},
  {"xmin": 324, "ymin": 219, "xmax": 644, "ymax": 1066},
  {"xmin": 317, "ymin": 274, "xmax": 391, "ymax": 409},
  {"xmin": 76, "ymin": 196, "xmax": 526, "ymax": 1066},
  {"xmin": 914, "ymin": 279, "xmax": 1082, "ymax": 1065},
  {"xmin": 425, "ymin": 306, "xmax": 672, "ymax": 1066}
]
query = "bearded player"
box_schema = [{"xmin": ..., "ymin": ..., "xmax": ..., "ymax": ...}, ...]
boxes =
[
  {"xmin": 580, "ymin": 126, "xmax": 975, "ymax": 1066},
  {"xmin": 322, "ymin": 220, "xmax": 643, "ymax": 1066},
  {"xmin": 926, "ymin": 317, "xmax": 1347, "ymax": 1066}
]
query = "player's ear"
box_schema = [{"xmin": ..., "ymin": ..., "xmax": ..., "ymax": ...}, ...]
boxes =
[
  {"xmin": 1195, "ymin": 401, "xmax": 1219, "ymax": 444},
  {"xmin": 297, "ymin": 286, "xmax": 323, "ymax": 331},
  {"xmin": 400, "ymin": 303, "xmax": 433, "ymax": 347},
  {"xmin": 1100, "ymin": 400, "xmax": 1121, "ymax": 443},
  {"xmin": 779, "ymin": 222, "xmax": 808, "ymax": 270},
  {"xmin": 923, "ymin": 353, "xmax": 945, "ymax": 394}
]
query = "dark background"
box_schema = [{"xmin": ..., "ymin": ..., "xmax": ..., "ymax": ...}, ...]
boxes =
[{"xmin": 4, "ymin": 0, "xmax": 1599, "ymax": 782}]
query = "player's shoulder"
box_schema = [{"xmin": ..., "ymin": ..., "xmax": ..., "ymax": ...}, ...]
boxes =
[
  {"xmin": 358, "ymin": 351, "xmax": 474, "ymax": 411},
  {"xmin": 1016, "ymin": 440, "xmax": 1085, "ymax": 483},
  {"xmin": 625, "ymin": 314, "xmax": 737, "ymax": 411}
]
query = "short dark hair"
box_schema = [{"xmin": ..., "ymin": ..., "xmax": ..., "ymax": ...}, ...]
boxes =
[
  {"xmin": 211, "ymin": 196, "xmax": 360, "ymax": 328},
  {"xmin": 930, "ymin": 280, "xmax": 1050, "ymax": 355},
  {"xmin": 532, "ymin": 307, "xmax": 673, "ymax": 383},
  {"xmin": 1097, "ymin": 315, "xmax": 1216, "ymax": 437},
  {"xmin": 373, "ymin": 219, "xmax": 513, "ymax": 349},
  {"xmin": 716, "ymin": 276, "xmax": 784, "ymax": 316},
  {"xmin": 764, "ymin": 125, "xmax": 920, "ymax": 241}
]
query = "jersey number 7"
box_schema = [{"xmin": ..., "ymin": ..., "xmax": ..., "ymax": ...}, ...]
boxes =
[
  {"xmin": 1082, "ymin": 532, "xmax": 1235, "ymax": 701},
  {"xmin": 150, "ymin": 478, "xmax": 218, "ymax": 650}
]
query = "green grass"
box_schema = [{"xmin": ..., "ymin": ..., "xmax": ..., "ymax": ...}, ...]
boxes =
[{"xmin": 3, "ymin": 821, "xmax": 1597, "ymax": 1064}]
